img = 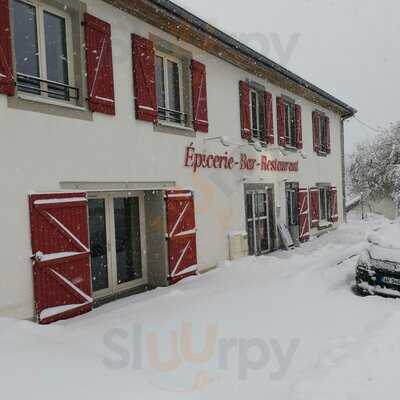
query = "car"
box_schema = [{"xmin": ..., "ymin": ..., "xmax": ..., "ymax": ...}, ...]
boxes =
[{"xmin": 356, "ymin": 223, "xmax": 400, "ymax": 297}]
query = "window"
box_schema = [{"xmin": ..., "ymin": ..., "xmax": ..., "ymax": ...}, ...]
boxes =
[
  {"xmin": 319, "ymin": 114, "xmax": 328, "ymax": 153},
  {"xmin": 313, "ymin": 111, "xmax": 330, "ymax": 154},
  {"xmin": 249, "ymin": 89, "xmax": 265, "ymax": 141},
  {"xmin": 319, "ymin": 187, "xmax": 331, "ymax": 222},
  {"xmin": 12, "ymin": 0, "xmax": 76, "ymax": 102},
  {"xmin": 155, "ymin": 52, "xmax": 186, "ymax": 125},
  {"xmin": 284, "ymin": 99, "xmax": 296, "ymax": 147},
  {"xmin": 286, "ymin": 188, "xmax": 298, "ymax": 227}
]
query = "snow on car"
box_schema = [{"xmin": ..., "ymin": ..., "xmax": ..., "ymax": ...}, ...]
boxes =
[{"xmin": 356, "ymin": 221, "xmax": 400, "ymax": 297}]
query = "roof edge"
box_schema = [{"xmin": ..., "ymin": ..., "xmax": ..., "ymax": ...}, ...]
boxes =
[{"xmin": 149, "ymin": 0, "xmax": 357, "ymax": 117}]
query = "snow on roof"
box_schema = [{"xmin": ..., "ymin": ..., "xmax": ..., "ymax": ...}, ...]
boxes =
[{"xmin": 150, "ymin": 0, "xmax": 357, "ymax": 116}]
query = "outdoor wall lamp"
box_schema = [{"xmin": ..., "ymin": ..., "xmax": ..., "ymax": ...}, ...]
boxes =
[
  {"xmin": 203, "ymin": 136, "xmax": 232, "ymax": 147},
  {"xmin": 203, "ymin": 136, "xmax": 263, "ymax": 153},
  {"xmin": 300, "ymin": 150, "xmax": 308, "ymax": 159}
]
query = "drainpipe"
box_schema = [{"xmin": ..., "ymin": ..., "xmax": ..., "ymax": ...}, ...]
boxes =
[{"xmin": 341, "ymin": 113, "xmax": 354, "ymax": 223}]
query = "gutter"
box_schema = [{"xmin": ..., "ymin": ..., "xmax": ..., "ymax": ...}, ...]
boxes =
[{"xmin": 149, "ymin": 0, "xmax": 357, "ymax": 117}]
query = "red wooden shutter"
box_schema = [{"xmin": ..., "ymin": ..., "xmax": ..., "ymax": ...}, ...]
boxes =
[
  {"xmin": 277, "ymin": 96, "xmax": 286, "ymax": 146},
  {"xmin": 310, "ymin": 188, "xmax": 320, "ymax": 228},
  {"xmin": 330, "ymin": 186, "xmax": 339, "ymax": 223},
  {"xmin": 29, "ymin": 193, "xmax": 93, "ymax": 324},
  {"xmin": 0, "ymin": 0, "xmax": 15, "ymax": 96},
  {"xmin": 165, "ymin": 190, "xmax": 198, "ymax": 284},
  {"xmin": 295, "ymin": 104, "xmax": 303, "ymax": 149},
  {"xmin": 239, "ymin": 81, "xmax": 251, "ymax": 140},
  {"xmin": 326, "ymin": 116, "xmax": 331, "ymax": 154},
  {"xmin": 84, "ymin": 14, "xmax": 115, "ymax": 115},
  {"xmin": 132, "ymin": 34, "xmax": 157, "ymax": 123},
  {"xmin": 312, "ymin": 111, "xmax": 320, "ymax": 153},
  {"xmin": 264, "ymin": 91, "xmax": 274, "ymax": 144},
  {"xmin": 298, "ymin": 188, "xmax": 310, "ymax": 242},
  {"xmin": 191, "ymin": 60, "xmax": 209, "ymax": 132}
]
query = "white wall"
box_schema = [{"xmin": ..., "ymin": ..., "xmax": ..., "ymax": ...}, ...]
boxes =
[{"xmin": 0, "ymin": 0, "xmax": 345, "ymax": 319}]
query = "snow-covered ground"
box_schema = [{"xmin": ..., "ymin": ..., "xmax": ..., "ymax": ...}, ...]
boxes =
[{"xmin": 1, "ymin": 214, "xmax": 400, "ymax": 399}]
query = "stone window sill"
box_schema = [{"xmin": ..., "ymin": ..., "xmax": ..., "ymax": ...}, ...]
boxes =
[
  {"xmin": 154, "ymin": 120, "xmax": 195, "ymax": 137},
  {"xmin": 318, "ymin": 221, "xmax": 333, "ymax": 230},
  {"xmin": 18, "ymin": 93, "xmax": 87, "ymax": 112},
  {"xmin": 284, "ymin": 144, "xmax": 299, "ymax": 152},
  {"xmin": 8, "ymin": 92, "xmax": 93, "ymax": 121}
]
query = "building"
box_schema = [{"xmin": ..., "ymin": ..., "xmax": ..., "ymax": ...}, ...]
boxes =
[
  {"xmin": 347, "ymin": 196, "xmax": 399, "ymax": 221},
  {"xmin": 0, "ymin": 0, "xmax": 356, "ymax": 323}
]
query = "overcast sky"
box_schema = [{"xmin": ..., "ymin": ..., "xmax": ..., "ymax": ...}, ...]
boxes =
[{"xmin": 174, "ymin": 0, "xmax": 400, "ymax": 154}]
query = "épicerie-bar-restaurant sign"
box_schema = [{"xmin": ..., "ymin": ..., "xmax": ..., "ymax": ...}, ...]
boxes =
[{"xmin": 184, "ymin": 144, "xmax": 299, "ymax": 173}]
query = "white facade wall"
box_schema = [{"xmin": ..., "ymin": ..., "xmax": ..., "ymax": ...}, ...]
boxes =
[{"xmin": 0, "ymin": 0, "xmax": 345, "ymax": 319}]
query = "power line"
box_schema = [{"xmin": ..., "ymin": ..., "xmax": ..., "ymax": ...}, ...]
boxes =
[{"xmin": 351, "ymin": 116, "xmax": 386, "ymax": 134}]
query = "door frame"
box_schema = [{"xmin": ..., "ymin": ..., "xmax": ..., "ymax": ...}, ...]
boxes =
[
  {"xmin": 245, "ymin": 184, "xmax": 276, "ymax": 256},
  {"xmin": 87, "ymin": 191, "xmax": 148, "ymax": 299},
  {"xmin": 285, "ymin": 182, "xmax": 300, "ymax": 245}
]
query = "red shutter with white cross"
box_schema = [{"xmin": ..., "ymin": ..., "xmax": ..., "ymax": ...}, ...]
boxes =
[
  {"xmin": 277, "ymin": 96, "xmax": 286, "ymax": 146},
  {"xmin": 29, "ymin": 193, "xmax": 93, "ymax": 324},
  {"xmin": 239, "ymin": 81, "xmax": 251, "ymax": 140},
  {"xmin": 0, "ymin": 0, "xmax": 15, "ymax": 96},
  {"xmin": 312, "ymin": 111, "xmax": 320, "ymax": 153},
  {"xmin": 330, "ymin": 186, "xmax": 339, "ymax": 223},
  {"xmin": 191, "ymin": 60, "xmax": 209, "ymax": 132},
  {"xmin": 84, "ymin": 14, "xmax": 115, "ymax": 115},
  {"xmin": 326, "ymin": 116, "xmax": 331, "ymax": 154},
  {"xmin": 132, "ymin": 34, "xmax": 157, "ymax": 123},
  {"xmin": 165, "ymin": 190, "xmax": 198, "ymax": 284},
  {"xmin": 309, "ymin": 188, "xmax": 320, "ymax": 228},
  {"xmin": 298, "ymin": 188, "xmax": 310, "ymax": 242},
  {"xmin": 264, "ymin": 91, "xmax": 274, "ymax": 144},
  {"xmin": 295, "ymin": 104, "xmax": 303, "ymax": 149}
]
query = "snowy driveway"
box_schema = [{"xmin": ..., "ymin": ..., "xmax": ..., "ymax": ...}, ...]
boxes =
[{"xmin": 1, "ymin": 215, "xmax": 400, "ymax": 400}]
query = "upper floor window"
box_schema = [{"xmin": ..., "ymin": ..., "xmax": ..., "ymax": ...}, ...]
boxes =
[
  {"xmin": 240, "ymin": 81, "xmax": 273, "ymax": 144},
  {"xmin": 12, "ymin": 0, "xmax": 77, "ymax": 102},
  {"xmin": 319, "ymin": 115, "xmax": 328, "ymax": 153},
  {"xmin": 155, "ymin": 52, "xmax": 186, "ymax": 126},
  {"xmin": 313, "ymin": 111, "xmax": 331, "ymax": 155},
  {"xmin": 277, "ymin": 96, "xmax": 303, "ymax": 150},
  {"xmin": 249, "ymin": 88, "xmax": 265, "ymax": 141},
  {"xmin": 284, "ymin": 99, "xmax": 296, "ymax": 147}
]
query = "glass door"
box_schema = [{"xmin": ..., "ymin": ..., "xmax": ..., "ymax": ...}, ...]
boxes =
[
  {"xmin": 88, "ymin": 192, "xmax": 147, "ymax": 298},
  {"xmin": 246, "ymin": 190, "xmax": 273, "ymax": 256},
  {"xmin": 286, "ymin": 183, "xmax": 300, "ymax": 245},
  {"xmin": 256, "ymin": 192, "xmax": 271, "ymax": 254},
  {"xmin": 111, "ymin": 196, "xmax": 144, "ymax": 289},
  {"xmin": 88, "ymin": 198, "xmax": 112, "ymax": 296}
]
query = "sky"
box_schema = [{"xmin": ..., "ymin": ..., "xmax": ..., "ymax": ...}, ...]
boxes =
[{"xmin": 174, "ymin": 0, "xmax": 400, "ymax": 154}]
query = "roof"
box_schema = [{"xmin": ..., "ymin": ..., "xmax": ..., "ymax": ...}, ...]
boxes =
[{"xmin": 149, "ymin": 0, "xmax": 357, "ymax": 118}]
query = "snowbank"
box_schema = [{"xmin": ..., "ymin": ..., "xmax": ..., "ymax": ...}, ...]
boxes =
[{"xmin": 0, "ymin": 213, "xmax": 398, "ymax": 400}]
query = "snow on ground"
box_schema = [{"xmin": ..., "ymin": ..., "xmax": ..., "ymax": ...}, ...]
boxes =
[{"xmin": 1, "ymin": 214, "xmax": 400, "ymax": 399}]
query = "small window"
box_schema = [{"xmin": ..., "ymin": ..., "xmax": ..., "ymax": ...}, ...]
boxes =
[
  {"xmin": 319, "ymin": 115, "xmax": 328, "ymax": 153},
  {"xmin": 249, "ymin": 88, "xmax": 265, "ymax": 142},
  {"xmin": 12, "ymin": 0, "xmax": 77, "ymax": 102},
  {"xmin": 319, "ymin": 187, "xmax": 331, "ymax": 222},
  {"xmin": 319, "ymin": 114, "xmax": 328, "ymax": 153},
  {"xmin": 284, "ymin": 99, "xmax": 297, "ymax": 147},
  {"xmin": 155, "ymin": 52, "xmax": 186, "ymax": 125}
]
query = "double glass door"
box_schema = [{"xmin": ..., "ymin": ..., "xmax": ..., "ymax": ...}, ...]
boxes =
[
  {"xmin": 286, "ymin": 183, "xmax": 300, "ymax": 245},
  {"xmin": 88, "ymin": 192, "xmax": 147, "ymax": 298},
  {"xmin": 246, "ymin": 190, "xmax": 273, "ymax": 255}
]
